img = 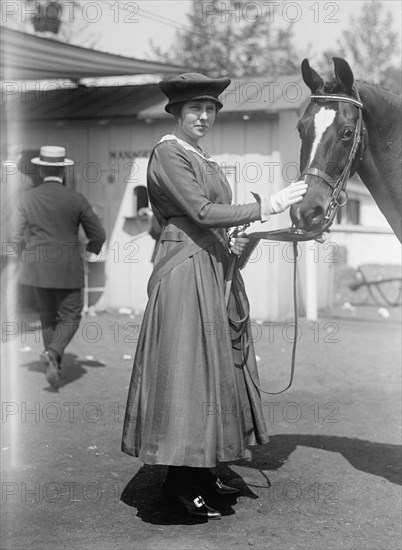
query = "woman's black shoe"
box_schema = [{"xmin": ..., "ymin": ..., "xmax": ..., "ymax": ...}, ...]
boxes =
[
  {"xmin": 161, "ymin": 481, "xmax": 221, "ymax": 519},
  {"xmin": 213, "ymin": 478, "xmax": 240, "ymax": 496},
  {"xmin": 192, "ymin": 468, "xmax": 241, "ymax": 496}
]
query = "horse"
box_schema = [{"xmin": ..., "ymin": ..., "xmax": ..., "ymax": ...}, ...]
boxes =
[{"xmin": 291, "ymin": 57, "xmax": 401, "ymax": 243}]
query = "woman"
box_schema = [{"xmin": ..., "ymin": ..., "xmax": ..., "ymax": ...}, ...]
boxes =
[{"xmin": 122, "ymin": 73, "xmax": 307, "ymax": 519}]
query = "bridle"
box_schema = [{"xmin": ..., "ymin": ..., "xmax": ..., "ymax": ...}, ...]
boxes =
[
  {"xmin": 234, "ymin": 86, "xmax": 366, "ymax": 247},
  {"xmin": 301, "ymin": 84, "xmax": 366, "ymax": 238},
  {"xmin": 226, "ymin": 85, "xmax": 366, "ymax": 394}
]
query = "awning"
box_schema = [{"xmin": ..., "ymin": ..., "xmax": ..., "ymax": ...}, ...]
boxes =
[
  {"xmin": 139, "ymin": 74, "xmax": 310, "ymax": 118},
  {"xmin": 4, "ymin": 83, "xmax": 165, "ymax": 121},
  {"xmin": 0, "ymin": 26, "xmax": 188, "ymax": 81}
]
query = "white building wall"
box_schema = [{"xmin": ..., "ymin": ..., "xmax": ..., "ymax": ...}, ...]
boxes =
[
  {"xmin": 330, "ymin": 230, "xmax": 401, "ymax": 268},
  {"xmin": 12, "ymin": 117, "xmax": 334, "ymax": 320},
  {"xmin": 211, "ymin": 151, "xmax": 332, "ymax": 320},
  {"xmin": 331, "ymin": 189, "xmax": 401, "ymax": 268}
]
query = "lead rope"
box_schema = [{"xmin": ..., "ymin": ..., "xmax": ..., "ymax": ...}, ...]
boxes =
[
  {"xmin": 247, "ymin": 241, "xmax": 298, "ymax": 395},
  {"xmin": 225, "ymin": 240, "xmax": 299, "ymax": 395}
]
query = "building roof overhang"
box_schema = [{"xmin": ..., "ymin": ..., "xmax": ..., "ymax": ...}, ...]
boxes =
[{"xmin": 0, "ymin": 26, "xmax": 190, "ymax": 81}]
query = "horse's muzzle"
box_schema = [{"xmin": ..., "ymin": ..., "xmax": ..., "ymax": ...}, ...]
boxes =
[
  {"xmin": 300, "ymin": 204, "xmax": 326, "ymax": 229},
  {"xmin": 290, "ymin": 199, "xmax": 327, "ymax": 231}
]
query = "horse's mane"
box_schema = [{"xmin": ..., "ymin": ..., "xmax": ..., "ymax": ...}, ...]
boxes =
[{"xmin": 323, "ymin": 78, "xmax": 401, "ymax": 109}]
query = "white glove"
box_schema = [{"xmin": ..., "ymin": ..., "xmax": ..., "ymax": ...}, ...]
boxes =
[
  {"xmin": 270, "ymin": 180, "xmax": 307, "ymax": 214},
  {"xmin": 252, "ymin": 181, "xmax": 307, "ymax": 221}
]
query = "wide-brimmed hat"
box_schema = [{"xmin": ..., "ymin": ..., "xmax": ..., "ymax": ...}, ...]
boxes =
[
  {"xmin": 31, "ymin": 145, "xmax": 74, "ymax": 166},
  {"xmin": 159, "ymin": 73, "xmax": 231, "ymax": 114}
]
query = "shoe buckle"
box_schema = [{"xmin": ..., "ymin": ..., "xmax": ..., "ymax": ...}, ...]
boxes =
[
  {"xmin": 193, "ymin": 495, "xmax": 205, "ymax": 508},
  {"xmin": 216, "ymin": 479, "xmax": 224, "ymax": 489}
]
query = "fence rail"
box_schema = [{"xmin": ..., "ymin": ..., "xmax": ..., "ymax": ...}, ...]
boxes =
[{"xmin": 331, "ymin": 224, "xmax": 394, "ymax": 235}]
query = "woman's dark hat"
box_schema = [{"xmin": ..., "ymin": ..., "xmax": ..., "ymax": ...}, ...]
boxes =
[{"xmin": 159, "ymin": 73, "xmax": 231, "ymax": 114}]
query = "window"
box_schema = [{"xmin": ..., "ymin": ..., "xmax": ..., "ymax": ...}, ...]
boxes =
[
  {"xmin": 336, "ymin": 198, "xmax": 360, "ymax": 225},
  {"xmin": 134, "ymin": 185, "xmax": 149, "ymax": 213}
]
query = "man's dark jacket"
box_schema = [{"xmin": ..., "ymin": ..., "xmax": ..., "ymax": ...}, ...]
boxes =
[{"xmin": 11, "ymin": 180, "xmax": 106, "ymax": 288}]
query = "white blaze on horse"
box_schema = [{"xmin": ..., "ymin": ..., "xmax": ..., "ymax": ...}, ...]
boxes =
[{"xmin": 291, "ymin": 57, "xmax": 401, "ymax": 243}]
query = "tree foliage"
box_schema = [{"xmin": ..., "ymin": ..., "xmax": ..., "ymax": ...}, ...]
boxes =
[
  {"xmin": 318, "ymin": 0, "xmax": 401, "ymax": 91},
  {"xmin": 151, "ymin": 0, "xmax": 299, "ymax": 77}
]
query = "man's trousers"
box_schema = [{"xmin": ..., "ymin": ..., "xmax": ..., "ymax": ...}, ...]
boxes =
[{"xmin": 33, "ymin": 287, "xmax": 83, "ymax": 360}]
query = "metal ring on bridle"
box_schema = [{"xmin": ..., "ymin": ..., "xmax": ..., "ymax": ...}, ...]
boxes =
[{"xmin": 336, "ymin": 190, "xmax": 348, "ymax": 207}]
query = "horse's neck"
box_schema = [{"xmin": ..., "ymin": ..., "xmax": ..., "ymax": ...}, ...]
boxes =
[{"xmin": 356, "ymin": 82, "xmax": 402, "ymax": 242}]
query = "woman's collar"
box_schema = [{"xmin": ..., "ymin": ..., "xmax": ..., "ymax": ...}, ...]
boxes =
[{"xmin": 158, "ymin": 134, "xmax": 217, "ymax": 163}]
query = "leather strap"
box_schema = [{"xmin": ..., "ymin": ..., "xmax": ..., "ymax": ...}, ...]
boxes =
[
  {"xmin": 147, "ymin": 221, "xmax": 229, "ymax": 296},
  {"xmin": 303, "ymin": 167, "xmax": 337, "ymax": 190},
  {"xmin": 147, "ymin": 241, "xmax": 201, "ymax": 296},
  {"xmin": 244, "ymin": 241, "xmax": 299, "ymax": 395}
]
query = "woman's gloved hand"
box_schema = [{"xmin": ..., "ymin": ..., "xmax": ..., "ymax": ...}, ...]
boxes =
[
  {"xmin": 229, "ymin": 232, "xmax": 249, "ymax": 256},
  {"xmin": 270, "ymin": 180, "xmax": 307, "ymax": 214}
]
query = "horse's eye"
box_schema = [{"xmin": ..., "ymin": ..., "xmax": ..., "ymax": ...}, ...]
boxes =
[{"xmin": 342, "ymin": 128, "xmax": 354, "ymax": 140}]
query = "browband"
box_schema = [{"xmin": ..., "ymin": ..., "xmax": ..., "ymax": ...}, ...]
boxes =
[{"xmin": 311, "ymin": 94, "xmax": 363, "ymax": 109}]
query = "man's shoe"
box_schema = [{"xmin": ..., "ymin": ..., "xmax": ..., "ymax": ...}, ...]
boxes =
[
  {"xmin": 45, "ymin": 350, "xmax": 62, "ymax": 390},
  {"xmin": 161, "ymin": 481, "xmax": 221, "ymax": 519}
]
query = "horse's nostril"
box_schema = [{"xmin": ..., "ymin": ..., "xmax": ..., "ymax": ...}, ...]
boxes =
[
  {"xmin": 302, "ymin": 205, "xmax": 325, "ymax": 228},
  {"xmin": 310, "ymin": 206, "xmax": 324, "ymax": 221}
]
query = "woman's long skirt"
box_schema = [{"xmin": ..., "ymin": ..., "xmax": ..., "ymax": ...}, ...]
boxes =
[{"xmin": 121, "ymin": 244, "xmax": 269, "ymax": 466}]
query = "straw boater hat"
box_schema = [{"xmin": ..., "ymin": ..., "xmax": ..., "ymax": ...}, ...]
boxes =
[
  {"xmin": 159, "ymin": 73, "xmax": 231, "ymax": 114},
  {"xmin": 31, "ymin": 145, "xmax": 74, "ymax": 166}
]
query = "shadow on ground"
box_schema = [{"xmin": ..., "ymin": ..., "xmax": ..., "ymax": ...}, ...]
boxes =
[
  {"xmin": 236, "ymin": 435, "xmax": 402, "ymax": 486},
  {"xmin": 121, "ymin": 434, "xmax": 401, "ymax": 524},
  {"xmin": 20, "ymin": 352, "xmax": 105, "ymax": 390},
  {"xmin": 120, "ymin": 464, "xmax": 255, "ymax": 525}
]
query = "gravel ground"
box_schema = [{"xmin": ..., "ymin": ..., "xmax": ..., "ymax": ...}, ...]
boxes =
[{"xmin": 1, "ymin": 306, "xmax": 401, "ymax": 550}]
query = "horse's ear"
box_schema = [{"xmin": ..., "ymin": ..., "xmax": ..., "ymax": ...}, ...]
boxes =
[
  {"xmin": 301, "ymin": 58, "xmax": 324, "ymax": 93},
  {"xmin": 333, "ymin": 57, "xmax": 354, "ymax": 94}
]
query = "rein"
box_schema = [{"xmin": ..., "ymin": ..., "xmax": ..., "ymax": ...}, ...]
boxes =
[
  {"xmin": 226, "ymin": 233, "xmax": 301, "ymax": 395},
  {"xmin": 226, "ymin": 86, "xmax": 365, "ymax": 394}
]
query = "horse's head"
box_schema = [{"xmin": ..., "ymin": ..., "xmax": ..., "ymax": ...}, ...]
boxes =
[{"xmin": 291, "ymin": 57, "xmax": 364, "ymax": 233}]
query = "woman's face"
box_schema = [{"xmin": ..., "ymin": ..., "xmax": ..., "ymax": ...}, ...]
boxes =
[{"xmin": 176, "ymin": 100, "xmax": 217, "ymax": 144}]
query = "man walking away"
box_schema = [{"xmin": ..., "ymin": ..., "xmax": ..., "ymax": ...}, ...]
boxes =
[{"xmin": 11, "ymin": 146, "xmax": 106, "ymax": 390}]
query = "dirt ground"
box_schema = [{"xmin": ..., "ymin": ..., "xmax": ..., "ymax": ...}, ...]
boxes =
[{"xmin": 1, "ymin": 305, "xmax": 401, "ymax": 550}]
